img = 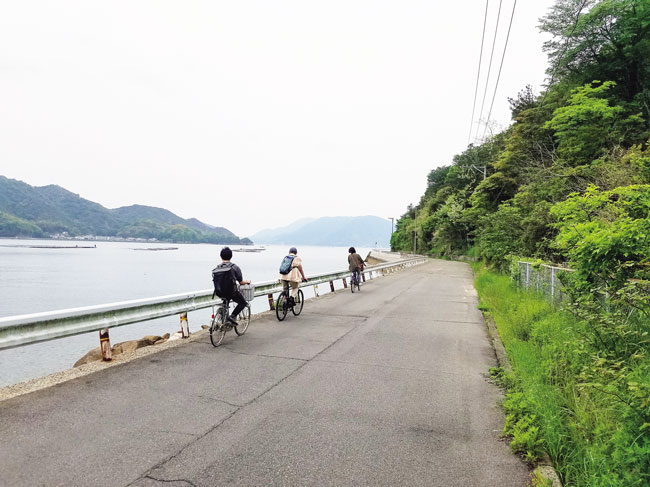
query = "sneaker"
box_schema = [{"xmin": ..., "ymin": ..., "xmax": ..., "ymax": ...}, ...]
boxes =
[{"xmin": 227, "ymin": 317, "xmax": 238, "ymax": 327}]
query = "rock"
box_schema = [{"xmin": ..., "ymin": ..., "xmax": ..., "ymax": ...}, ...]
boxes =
[
  {"xmin": 201, "ymin": 325, "xmax": 209, "ymax": 330},
  {"xmin": 168, "ymin": 332, "xmax": 183, "ymax": 342},
  {"xmin": 74, "ymin": 333, "xmax": 172, "ymax": 367},
  {"xmin": 140, "ymin": 335, "xmax": 162, "ymax": 345},
  {"xmin": 112, "ymin": 336, "xmax": 164, "ymax": 355},
  {"xmin": 73, "ymin": 347, "xmax": 103, "ymax": 368}
]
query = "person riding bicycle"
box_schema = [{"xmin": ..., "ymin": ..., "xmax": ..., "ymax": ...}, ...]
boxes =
[
  {"xmin": 279, "ymin": 247, "xmax": 307, "ymax": 306},
  {"xmin": 213, "ymin": 246, "xmax": 250, "ymax": 327},
  {"xmin": 348, "ymin": 246, "xmax": 364, "ymax": 275}
]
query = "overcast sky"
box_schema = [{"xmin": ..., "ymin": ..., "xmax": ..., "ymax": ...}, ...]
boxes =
[{"xmin": 0, "ymin": 1, "xmax": 556, "ymax": 238}]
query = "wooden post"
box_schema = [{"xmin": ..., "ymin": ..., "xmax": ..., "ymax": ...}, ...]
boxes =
[
  {"xmin": 342, "ymin": 278, "xmax": 347, "ymax": 288},
  {"xmin": 329, "ymin": 280, "xmax": 335, "ymax": 292},
  {"xmin": 99, "ymin": 329, "xmax": 112, "ymax": 361},
  {"xmin": 180, "ymin": 312, "xmax": 189, "ymax": 338},
  {"xmin": 267, "ymin": 293, "xmax": 275, "ymax": 310},
  {"xmin": 361, "ymin": 272, "xmax": 366, "ymax": 283}
]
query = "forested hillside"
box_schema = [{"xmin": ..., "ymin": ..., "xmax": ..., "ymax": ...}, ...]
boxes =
[
  {"xmin": 390, "ymin": 1, "xmax": 650, "ymax": 485},
  {"xmin": 392, "ymin": 0, "xmax": 650, "ymax": 270},
  {"xmin": 0, "ymin": 176, "xmax": 248, "ymax": 244}
]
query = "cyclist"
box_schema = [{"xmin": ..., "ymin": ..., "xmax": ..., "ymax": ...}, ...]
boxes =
[
  {"xmin": 279, "ymin": 247, "xmax": 307, "ymax": 306},
  {"xmin": 348, "ymin": 247, "xmax": 364, "ymax": 284},
  {"xmin": 213, "ymin": 246, "xmax": 250, "ymax": 327}
]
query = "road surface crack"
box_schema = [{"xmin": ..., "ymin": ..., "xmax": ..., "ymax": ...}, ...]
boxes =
[
  {"xmin": 138, "ymin": 324, "xmax": 360, "ymax": 483},
  {"xmin": 144, "ymin": 474, "xmax": 196, "ymax": 486}
]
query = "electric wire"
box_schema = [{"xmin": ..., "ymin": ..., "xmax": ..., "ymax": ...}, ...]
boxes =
[
  {"xmin": 482, "ymin": 0, "xmax": 517, "ymax": 139},
  {"xmin": 473, "ymin": 0, "xmax": 504, "ymax": 142},
  {"xmin": 467, "ymin": 0, "xmax": 490, "ymax": 146}
]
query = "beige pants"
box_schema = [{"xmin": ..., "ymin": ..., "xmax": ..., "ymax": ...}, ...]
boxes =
[{"xmin": 282, "ymin": 280, "xmax": 299, "ymax": 298}]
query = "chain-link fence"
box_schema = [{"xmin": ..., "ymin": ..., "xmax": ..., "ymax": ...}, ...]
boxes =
[{"xmin": 514, "ymin": 261, "xmax": 574, "ymax": 304}]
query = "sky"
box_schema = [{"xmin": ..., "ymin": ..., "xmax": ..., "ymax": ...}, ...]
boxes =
[{"xmin": 0, "ymin": 0, "xmax": 557, "ymax": 238}]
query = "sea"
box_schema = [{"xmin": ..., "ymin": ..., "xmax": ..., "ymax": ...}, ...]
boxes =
[{"xmin": 0, "ymin": 239, "xmax": 370, "ymax": 387}]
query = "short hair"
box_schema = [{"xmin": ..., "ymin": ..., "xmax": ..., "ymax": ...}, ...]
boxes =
[
  {"xmin": 220, "ymin": 246, "xmax": 232, "ymax": 260},
  {"xmin": 289, "ymin": 247, "xmax": 298, "ymax": 254},
  {"xmin": 349, "ymin": 247, "xmax": 356, "ymax": 254}
]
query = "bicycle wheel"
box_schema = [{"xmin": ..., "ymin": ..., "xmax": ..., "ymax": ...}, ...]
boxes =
[
  {"xmin": 276, "ymin": 293, "xmax": 288, "ymax": 321},
  {"xmin": 210, "ymin": 307, "xmax": 227, "ymax": 347},
  {"xmin": 292, "ymin": 289, "xmax": 304, "ymax": 316},
  {"xmin": 351, "ymin": 275, "xmax": 355, "ymax": 293},
  {"xmin": 234, "ymin": 305, "xmax": 250, "ymax": 336}
]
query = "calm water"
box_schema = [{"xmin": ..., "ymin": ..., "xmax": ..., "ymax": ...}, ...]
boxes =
[{"xmin": 0, "ymin": 239, "xmax": 369, "ymax": 387}]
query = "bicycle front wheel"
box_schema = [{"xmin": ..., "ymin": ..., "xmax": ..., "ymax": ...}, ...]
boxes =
[
  {"xmin": 234, "ymin": 305, "xmax": 251, "ymax": 336},
  {"xmin": 292, "ymin": 289, "xmax": 304, "ymax": 316},
  {"xmin": 210, "ymin": 307, "xmax": 227, "ymax": 347},
  {"xmin": 276, "ymin": 293, "xmax": 288, "ymax": 321}
]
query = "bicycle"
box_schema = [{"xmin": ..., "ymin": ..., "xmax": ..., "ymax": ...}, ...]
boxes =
[
  {"xmin": 210, "ymin": 285, "xmax": 253, "ymax": 347},
  {"xmin": 350, "ymin": 269, "xmax": 362, "ymax": 293},
  {"xmin": 275, "ymin": 286, "xmax": 304, "ymax": 321}
]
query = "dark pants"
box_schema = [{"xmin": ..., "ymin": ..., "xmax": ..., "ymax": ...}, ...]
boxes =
[{"xmin": 230, "ymin": 291, "xmax": 247, "ymax": 319}]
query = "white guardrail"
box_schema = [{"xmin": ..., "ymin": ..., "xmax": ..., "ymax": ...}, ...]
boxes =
[{"xmin": 0, "ymin": 257, "xmax": 428, "ymax": 351}]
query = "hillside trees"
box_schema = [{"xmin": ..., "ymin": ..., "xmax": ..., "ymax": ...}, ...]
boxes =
[{"xmin": 391, "ymin": 0, "xmax": 650, "ymax": 268}]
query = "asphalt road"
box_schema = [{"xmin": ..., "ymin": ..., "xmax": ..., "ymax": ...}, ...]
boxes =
[{"xmin": 0, "ymin": 259, "xmax": 530, "ymax": 486}]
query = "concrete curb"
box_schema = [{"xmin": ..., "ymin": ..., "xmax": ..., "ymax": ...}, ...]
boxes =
[{"xmin": 482, "ymin": 311, "xmax": 563, "ymax": 487}]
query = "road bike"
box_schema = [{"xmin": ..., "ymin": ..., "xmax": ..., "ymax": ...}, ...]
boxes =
[
  {"xmin": 210, "ymin": 285, "xmax": 254, "ymax": 346},
  {"xmin": 350, "ymin": 269, "xmax": 362, "ymax": 293},
  {"xmin": 276, "ymin": 287, "xmax": 304, "ymax": 321}
]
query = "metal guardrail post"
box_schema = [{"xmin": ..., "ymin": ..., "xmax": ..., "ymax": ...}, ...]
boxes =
[
  {"xmin": 313, "ymin": 284, "xmax": 320, "ymax": 297},
  {"xmin": 329, "ymin": 281, "xmax": 335, "ymax": 292},
  {"xmin": 267, "ymin": 294, "xmax": 275, "ymax": 310},
  {"xmin": 99, "ymin": 329, "xmax": 111, "ymax": 361},
  {"xmin": 180, "ymin": 312, "xmax": 189, "ymax": 338},
  {"xmin": 342, "ymin": 278, "xmax": 347, "ymax": 288}
]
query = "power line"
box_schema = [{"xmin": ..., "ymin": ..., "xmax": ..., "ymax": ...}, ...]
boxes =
[
  {"xmin": 473, "ymin": 0, "xmax": 503, "ymax": 142},
  {"xmin": 482, "ymin": 0, "xmax": 517, "ymax": 140},
  {"xmin": 467, "ymin": 0, "xmax": 490, "ymax": 146}
]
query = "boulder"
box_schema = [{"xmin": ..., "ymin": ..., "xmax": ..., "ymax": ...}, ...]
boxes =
[
  {"xmin": 73, "ymin": 346, "xmax": 103, "ymax": 368},
  {"xmin": 112, "ymin": 335, "xmax": 165, "ymax": 356},
  {"xmin": 74, "ymin": 332, "xmax": 176, "ymax": 367}
]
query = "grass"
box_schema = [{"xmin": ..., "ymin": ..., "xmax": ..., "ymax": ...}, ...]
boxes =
[{"xmin": 474, "ymin": 266, "xmax": 650, "ymax": 486}]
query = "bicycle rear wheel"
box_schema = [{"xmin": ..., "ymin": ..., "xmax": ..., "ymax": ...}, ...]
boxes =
[
  {"xmin": 276, "ymin": 293, "xmax": 288, "ymax": 321},
  {"xmin": 351, "ymin": 275, "xmax": 356, "ymax": 293},
  {"xmin": 234, "ymin": 305, "xmax": 251, "ymax": 336},
  {"xmin": 210, "ymin": 307, "xmax": 227, "ymax": 347},
  {"xmin": 292, "ymin": 289, "xmax": 304, "ymax": 316}
]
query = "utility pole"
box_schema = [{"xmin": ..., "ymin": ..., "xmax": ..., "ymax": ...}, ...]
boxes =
[
  {"xmin": 388, "ymin": 217, "xmax": 394, "ymax": 250},
  {"xmin": 413, "ymin": 208, "xmax": 417, "ymax": 255}
]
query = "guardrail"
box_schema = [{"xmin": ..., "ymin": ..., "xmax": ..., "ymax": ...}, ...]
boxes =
[{"xmin": 0, "ymin": 257, "xmax": 427, "ymax": 351}]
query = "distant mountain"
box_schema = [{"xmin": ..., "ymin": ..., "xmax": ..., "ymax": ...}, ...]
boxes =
[
  {"xmin": 249, "ymin": 218, "xmax": 316, "ymax": 243},
  {"xmin": 0, "ymin": 176, "xmax": 248, "ymax": 244},
  {"xmin": 250, "ymin": 216, "xmax": 392, "ymax": 248}
]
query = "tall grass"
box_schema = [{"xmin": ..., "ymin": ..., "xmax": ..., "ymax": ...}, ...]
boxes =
[{"xmin": 475, "ymin": 267, "xmax": 650, "ymax": 486}]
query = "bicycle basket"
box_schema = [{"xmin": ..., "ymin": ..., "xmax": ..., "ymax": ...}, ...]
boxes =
[{"xmin": 239, "ymin": 284, "xmax": 255, "ymax": 302}]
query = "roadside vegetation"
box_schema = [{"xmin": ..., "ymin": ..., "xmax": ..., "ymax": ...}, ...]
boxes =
[{"xmin": 390, "ymin": 1, "xmax": 650, "ymax": 484}]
